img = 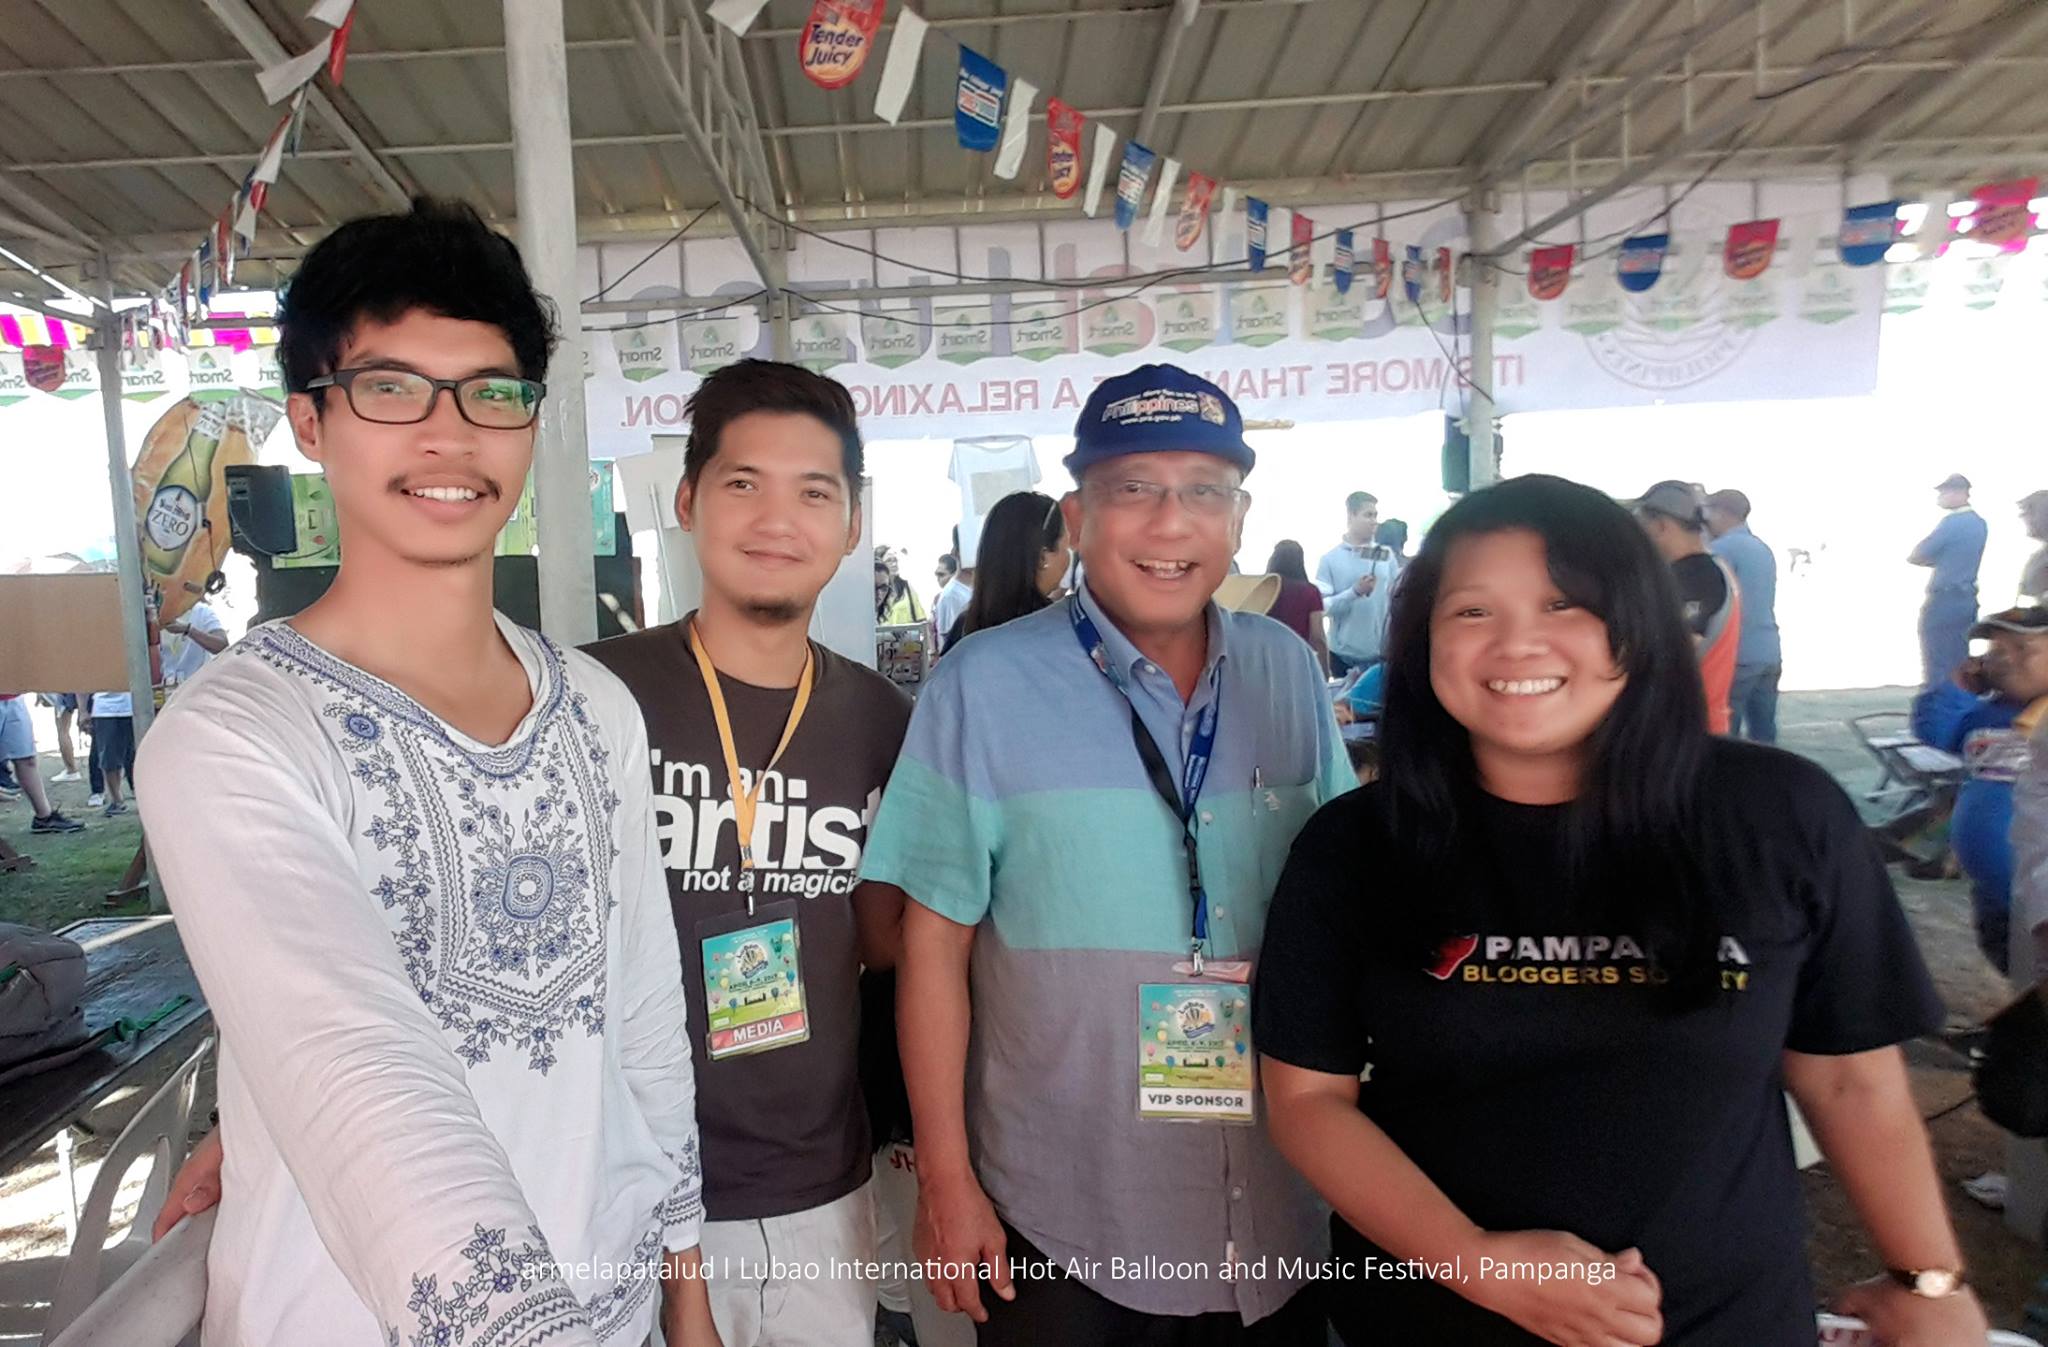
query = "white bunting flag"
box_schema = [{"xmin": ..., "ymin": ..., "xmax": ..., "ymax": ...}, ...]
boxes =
[
  {"xmin": 1082, "ymin": 122, "xmax": 1117, "ymax": 218},
  {"xmin": 257, "ymin": 35, "xmax": 332, "ymax": 104},
  {"xmin": 993, "ymin": 78, "xmax": 1038, "ymax": 180},
  {"xmin": 234, "ymin": 194, "xmax": 259, "ymax": 249},
  {"xmin": 707, "ymin": 0, "xmax": 774, "ymax": 35},
  {"xmin": 305, "ymin": 0, "xmax": 354, "ymax": 25},
  {"xmin": 1216, "ymin": 187, "xmax": 1240, "ymax": 257},
  {"xmin": 873, "ymin": 8, "xmax": 930, "ymax": 125},
  {"xmin": 1141, "ymin": 156, "xmax": 1181, "ymax": 248}
]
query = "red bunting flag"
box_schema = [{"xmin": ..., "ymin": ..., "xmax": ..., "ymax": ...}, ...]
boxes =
[
  {"xmin": 1371, "ymin": 238, "xmax": 1391, "ymax": 300},
  {"xmin": 1528, "ymin": 244, "xmax": 1574, "ymax": 300},
  {"xmin": 1046, "ymin": 99, "xmax": 1084, "ymax": 200},
  {"xmin": 326, "ymin": 9, "xmax": 355, "ymax": 85},
  {"xmin": 1970, "ymin": 178, "xmax": 2039, "ymax": 253},
  {"xmin": 1724, "ymin": 219, "xmax": 1779, "ymax": 280},
  {"xmin": 216, "ymin": 213, "xmax": 236, "ymax": 288},
  {"xmin": 1435, "ymin": 247, "xmax": 1453, "ymax": 302},
  {"xmin": 799, "ymin": 0, "xmax": 885, "ymax": 90},
  {"xmin": 1176, "ymin": 172, "xmax": 1218, "ymax": 252},
  {"xmin": 1290, "ymin": 212, "xmax": 1314, "ymax": 286}
]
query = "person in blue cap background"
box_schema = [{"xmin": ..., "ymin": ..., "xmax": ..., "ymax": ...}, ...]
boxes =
[{"xmin": 860, "ymin": 364, "xmax": 1353, "ymax": 1346}]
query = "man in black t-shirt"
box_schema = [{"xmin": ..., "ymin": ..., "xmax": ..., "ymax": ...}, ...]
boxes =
[{"xmin": 588, "ymin": 361, "xmax": 913, "ymax": 1347}]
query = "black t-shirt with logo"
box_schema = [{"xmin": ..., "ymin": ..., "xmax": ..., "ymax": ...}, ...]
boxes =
[
  {"xmin": 1252, "ymin": 739, "xmax": 1943, "ymax": 1346},
  {"xmin": 1671, "ymin": 551, "xmax": 1730, "ymax": 638},
  {"xmin": 587, "ymin": 620, "xmax": 912, "ymax": 1222}
]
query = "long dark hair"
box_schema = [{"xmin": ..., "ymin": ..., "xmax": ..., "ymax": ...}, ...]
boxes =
[
  {"xmin": 953, "ymin": 491, "xmax": 1064, "ymax": 643},
  {"xmin": 1378, "ymin": 474, "xmax": 1719, "ymax": 1002},
  {"xmin": 1266, "ymin": 540, "xmax": 1310, "ymax": 584}
]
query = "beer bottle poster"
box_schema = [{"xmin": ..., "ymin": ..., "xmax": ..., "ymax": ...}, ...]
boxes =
[{"xmin": 131, "ymin": 393, "xmax": 284, "ymax": 621}]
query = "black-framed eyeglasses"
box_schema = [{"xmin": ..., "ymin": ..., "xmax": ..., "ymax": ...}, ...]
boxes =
[{"xmin": 307, "ymin": 366, "xmax": 547, "ymax": 430}]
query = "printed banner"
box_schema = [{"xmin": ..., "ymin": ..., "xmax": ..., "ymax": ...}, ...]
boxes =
[
  {"xmin": 1371, "ymin": 237, "xmax": 1392, "ymax": 300},
  {"xmin": 1882, "ymin": 259, "xmax": 1934, "ymax": 315},
  {"xmin": 21, "ymin": 346, "xmax": 62, "ymax": 393},
  {"xmin": 1289, "ymin": 212, "xmax": 1314, "ymax": 287},
  {"xmin": 1838, "ymin": 201, "xmax": 1900, "ymax": 267},
  {"xmin": 1177, "ymin": 172, "xmax": 1218, "ymax": 252},
  {"xmin": 1047, "ymin": 99, "xmax": 1084, "ymax": 199},
  {"xmin": 1228, "ymin": 287, "xmax": 1289, "ymax": 347},
  {"xmin": 994, "ymin": 78, "xmax": 1038, "ymax": 180},
  {"xmin": 1308, "ymin": 281, "xmax": 1366, "ymax": 342},
  {"xmin": 1724, "ymin": 219, "xmax": 1779, "ymax": 281},
  {"xmin": 934, "ymin": 305, "xmax": 995, "ymax": 364},
  {"xmin": 1529, "ymin": 244, "xmax": 1574, "ymax": 300},
  {"xmin": 1083, "ymin": 297, "xmax": 1147, "ymax": 356},
  {"xmin": 1008, "ymin": 299, "xmax": 1074, "ymax": 362},
  {"xmin": 1155, "ymin": 291, "xmax": 1217, "ymax": 353},
  {"xmin": 185, "ymin": 346, "xmax": 239, "ymax": 401},
  {"xmin": 790, "ymin": 313, "xmax": 854, "ymax": 372},
  {"xmin": 1493, "ymin": 286, "xmax": 1544, "ymax": 341},
  {"xmin": 1970, "ymin": 178, "xmax": 2039, "ymax": 253},
  {"xmin": 0, "ymin": 350, "xmax": 25, "ymax": 406},
  {"xmin": 1246, "ymin": 199, "xmax": 1270, "ymax": 271},
  {"xmin": 1332, "ymin": 229, "xmax": 1355, "ymax": 295},
  {"xmin": 1958, "ymin": 254, "xmax": 2011, "ymax": 310},
  {"xmin": 799, "ymin": 0, "xmax": 884, "ymax": 90},
  {"xmin": 132, "ymin": 395, "xmax": 283, "ymax": 619},
  {"xmin": 274, "ymin": 473, "xmax": 340, "ymax": 570},
  {"xmin": 1722, "ymin": 272, "xmax": 1781, "ymax": 329},
  {"xmin": 860, "ymin": 308, "xmax": 927, "ymax": 368},
  {"xmin": 954, "ymin": 47, "xmax": 1005, "ymax": 153},
  {"xmin": 613, "ymin": 325, "xmax": 672, "ymax": 383},
  {"xmin": 1400, "ymin": 245, "xmax": 1423, "ymax": 306},
  {"xmin": 1435, "ymin": 247, "xmax": 1454, "ymax": 304},
  {"xmin": 120, "ymin": 347, "xmax": 172, "ymax": 402},
  {"xmin": 681, "ymin": 317, "xmax": 744, "ymax": 374},
  {"xmin": 872, "ymin": 7, "xmax": 927, "ymax": 124},
  {"xmin": 1798, "ymin": 246, "xmax": 1858, "ymax": 326},
  {"xmin": 252, "ymin": 347, "xmax": 284, "ymax": 399},
  {"xmin": 1617, "ymin": 233, "xmax": 1668, "ymax": 293},
  {"xmin": 1115, "ymin": 141, "xmax": 1157, "ymax": 232}
]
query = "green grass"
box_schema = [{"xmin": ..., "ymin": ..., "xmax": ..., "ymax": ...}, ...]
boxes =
[{"xmin": 0, "ymin": 751, "xmax": 150, "ymax": 933}]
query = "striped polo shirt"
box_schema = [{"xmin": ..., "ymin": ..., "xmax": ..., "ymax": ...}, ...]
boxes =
[{"xmin": 860, "ymin": 581, "xmax": 1354, "ymax": 1320}]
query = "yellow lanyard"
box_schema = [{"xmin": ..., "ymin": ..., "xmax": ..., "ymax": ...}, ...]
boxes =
[{"xmin": 689, "ymin": 621, "xmax": 814, "ymax": 916}]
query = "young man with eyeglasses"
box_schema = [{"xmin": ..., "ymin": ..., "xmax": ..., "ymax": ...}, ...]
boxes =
[
  {"xmin": 1316, "ymin": 491, "xmax": 1398, "ymax": 678},
  {"xmin": 861, "ymin": 364, "xmax": 1353, "ymax": 1346},
  {"xmin": 136, "ymin": 198, "xmax": 718, "ymax": 1347}
]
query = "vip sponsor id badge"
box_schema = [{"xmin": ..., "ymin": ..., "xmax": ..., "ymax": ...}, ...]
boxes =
[
  {"xmin": 700, "ymin": 902, "xmax": 809, "ymax": 1060},
  {"xmin": 1137, "ymin": 982, "xmax": 1254, "ymax": 1124}
]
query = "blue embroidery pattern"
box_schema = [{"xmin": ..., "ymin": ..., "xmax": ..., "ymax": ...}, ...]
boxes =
[
  {"xmin": 391, "ymin": 1224, "xmax": 588, "ymax": 1347},
  {"xmin": 250, "ymin": 624, "xmax": 619, "ymax": 1074}
]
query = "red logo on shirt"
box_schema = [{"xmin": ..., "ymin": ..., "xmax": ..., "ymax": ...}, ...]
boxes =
[{"xmin": 1426, "ymin": 934, "xmax": 1479, "ymax": 981}]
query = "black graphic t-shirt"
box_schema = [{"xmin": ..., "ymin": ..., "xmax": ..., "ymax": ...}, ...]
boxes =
[
  {"xmin": 1253, "ymin": 739, "xmax": 1943, "ymax": 1346},
  {"xmin": 587, "ymin": 620, "xmax": 912, "ymax": 1221},
  {"xmin": 1671, "ymin": 551, "xmax": 1731, "ymax": 638}
]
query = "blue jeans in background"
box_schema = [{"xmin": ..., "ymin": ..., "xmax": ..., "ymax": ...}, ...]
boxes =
[
  {"xmin": 1727, "ymin": 663, "xmax": 1782, "ymax": 744},
  {"xmin": 1920, "ymin": 588, "xmax": 1978, "ymax": 688}
]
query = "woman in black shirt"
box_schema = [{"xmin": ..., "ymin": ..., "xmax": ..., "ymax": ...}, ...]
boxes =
[{"xmin": 1253, "ymin": 474, "xmax": 1985, "ymax": 1347}]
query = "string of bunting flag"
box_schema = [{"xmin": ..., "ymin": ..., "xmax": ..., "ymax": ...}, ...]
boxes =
[
  {"xmin": 706, "ymin": 1, "xmax": 2042, "ymax": 317},
  {"xmin": 115, "ymin": 0, "xmax": 358, "ymax": 353}
]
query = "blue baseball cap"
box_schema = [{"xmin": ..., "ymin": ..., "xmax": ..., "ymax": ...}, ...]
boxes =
[{"xmin": 1065, "ymin": 364, "xmax": 1255, "ymax": 479}]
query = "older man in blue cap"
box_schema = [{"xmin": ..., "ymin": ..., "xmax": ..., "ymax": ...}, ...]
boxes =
[{"xmin": 861, "ymin": 365, "xmax": 1352, "ymax": 1346}]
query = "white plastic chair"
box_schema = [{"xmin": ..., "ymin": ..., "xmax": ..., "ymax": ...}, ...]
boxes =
[
  {"xmin": 36, "ymin": 1036, "xmax": 212, "ymax": 1344},
  {"xmin": 1818, "ymin": 1311, "xmax": 2043, "ymax": 1345},
  {"xmin": 44, "ymin": 1207, "xmax": 213, "ymax": 1347}
]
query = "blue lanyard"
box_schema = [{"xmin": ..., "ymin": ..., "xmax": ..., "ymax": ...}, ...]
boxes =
[{"xmin": 1069, "ymin": 597, "xmax": 1223, "ymax": 972}]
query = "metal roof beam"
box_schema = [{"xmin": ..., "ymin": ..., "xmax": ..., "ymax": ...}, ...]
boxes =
[
  {"xmin": 1134, "ymin": 0, "xmax": 1201, "ymax": 151},
  {"xmin": 610, "ymin": 0, "xmax": 782, "ymax": 292},
  {"xmin": 1471, "ymin": 0, "xmax": 1650, "ymax": 182},
  {"xmin": 1846, "ymin": 1, "xmax": 2048, "ymax": 166},
  {"xmin": 1487, "ymin": 1, "xmax": 1946, "ymax": 255},
  {"xmin": 1479, "ymin": 0, "xmax": 1765, "ymax": 189},
  {"xmin": 198, "ymin": 0, "xmax": 414, "ymax": 209}
]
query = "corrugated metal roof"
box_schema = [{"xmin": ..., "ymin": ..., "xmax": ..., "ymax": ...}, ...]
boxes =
[{"xmin": 0, "ymin": 0, "xmax": 2044, "ymax": 301}]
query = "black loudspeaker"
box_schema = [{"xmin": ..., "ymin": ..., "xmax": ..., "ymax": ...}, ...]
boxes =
[
  {"xmin": 224, "ymin": 464, "xmax": 298, "ymax": 557},
  {"xmin": 1441, "ymin": 415, "xmax": 1505, "ymax": 494},
  {"xmin": 249, "ymin": 511, "xmax": 642, "ymax": 640}
]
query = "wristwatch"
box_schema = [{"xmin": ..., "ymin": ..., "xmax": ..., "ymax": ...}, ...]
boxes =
[{"xmin": 1887, "ymin": 1267, "xmax": 1967, "ymax": 1298}]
